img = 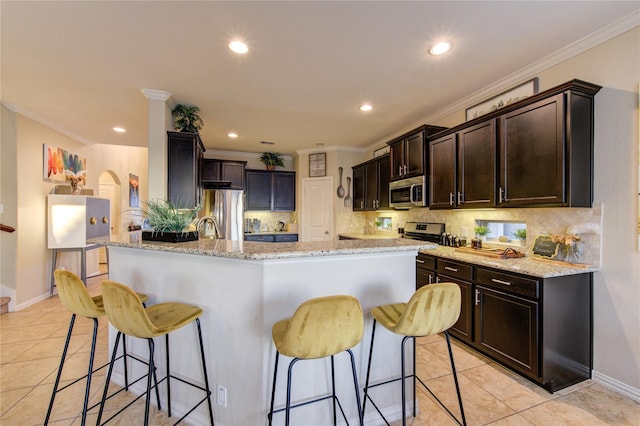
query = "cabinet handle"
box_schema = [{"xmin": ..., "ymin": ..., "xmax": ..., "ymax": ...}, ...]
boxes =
[
  {"xmin": 475, "ymin": 289, "xmax": 480, "ymax": 305},
  {"xmin": 403, "ymin": 165, "xmax": 408, "ymax": 175},
  {"xmin": 491, "ymin": 278, "xmax": 512, "ymax": 286},
  {"xmin": 361, "ymin": 201, "xmax": 364, "ymax": 209},
  {"xmin": 416, "ymin": 259, "xmax": 425, "ymax": 264},
  {"xmin": 499, "ymin": 187, "xmax": 505, "ymax": 203},
  {"xmin": 457, "ymin": 191, "xmax": 463, "ymax": 205},
  {"xmin": 436, "ymin": 276, "xmax": 440, "ymax": 283},
  {"xmin": 449, "ymin": 192, "xmax": 454, "ymax": 206},
  {"xmin": 102, "ymin": 217, "xmax": 109, "ymax": 224},
  {"xmin": 399, "ymin": 166, "xmax": 403, "ymax": 176},
  {"xmin": 89, "ymin": 217, "xmax": 97, "ymax": 225},
  {"xmin": 444, "ymin": 266, "xmax": 458, "ymax": 272},
  {"xmin": 429, "ymin": 275, "xmax": 433, "ymax": 284}
]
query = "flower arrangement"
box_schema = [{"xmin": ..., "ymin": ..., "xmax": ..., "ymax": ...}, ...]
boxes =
[{"xmin": 552, "ymin": 233, "xmax": 583, "ymax": 263}]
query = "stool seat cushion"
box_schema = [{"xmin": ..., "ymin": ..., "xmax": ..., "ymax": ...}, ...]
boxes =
[
  {"xmin": 54, "ymin": 270, "xmax": 148, "ymax": 319},
  {"xmin": 272, "ymin": 295, "xmax": 363, "ymax": 359},
  {"xmin": 372, "ymin": 283, "xmax": 461, "ymax": 337},
  {"xmin": 101, "ymin": 280, "xmax": 201, "ymax": 339}
]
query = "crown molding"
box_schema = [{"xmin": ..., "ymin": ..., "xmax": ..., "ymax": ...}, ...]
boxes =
[
  {"xmin": 140, "ymin": 88, "xmax": 172, "ymax": 101},
  {"xmin": 205, "ymin": 148, "xmax": 294, "ymax": 161},
  {"xmin": 296, "ymin": 145, "xmax": 366, "ymax": 155}
]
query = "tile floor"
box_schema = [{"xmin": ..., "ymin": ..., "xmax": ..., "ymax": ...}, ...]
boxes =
[{"xmin": 1, "ymin": 271, "xmax": 639, "ymax": 425}]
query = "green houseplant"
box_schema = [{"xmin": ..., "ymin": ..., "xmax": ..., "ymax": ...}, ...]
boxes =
[
  {"xmin": 474, "ymin": 226, "xmax": 491, "ymax": 240},
  {"xmin": 172, "ymin": 104, "xmax": 204, "ymax": 133},
  {"xmin": 259, "ymin": 152, "xmax": 285, "ymax": 170},
  {"xmin": 140, "ymin": 199, "xmax": 200, "ymax": 242},
  {"xmin": 513, "ymin": 228, "xmax": 527, "ymax": 240}
]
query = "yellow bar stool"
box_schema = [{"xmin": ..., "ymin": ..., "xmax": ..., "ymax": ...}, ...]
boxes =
[
  {"xmin": 362, "ymin": 283, "xmax": 466, "ymax": 426},
  {"xmin": 45, "ymin": 270, "xmax": 155, "ymax": 426},
  {"xmin": 97, "ymin": 280, "xmax": 214, "ymax": 426},
  {"xmin": 268, "ymin": 295, "xmax": 364, "ymax": 426}
]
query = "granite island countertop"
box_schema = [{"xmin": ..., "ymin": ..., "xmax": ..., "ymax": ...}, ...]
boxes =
[{"xmin": 89, "ymin": 232, "xmax": 438, "ymax": 261}]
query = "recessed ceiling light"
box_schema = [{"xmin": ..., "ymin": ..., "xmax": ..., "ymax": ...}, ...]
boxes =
[
  {"xmin": 229, "ymin": 40, "xmax": 249, "ymax": 54},
  {"xmin": 228, "ymin": 132, "xmax": 238, "ymax": 138},
  {"xmin": 360, "ymin": 104, "xmax": 373, "ymax": 112},
  {"xmin": 113, "ymin": 127, "xmax": 126, "ymax": 133},
  {"xmin": 429, "ymin": 42, "xmax": 451, "ymax": 56}
]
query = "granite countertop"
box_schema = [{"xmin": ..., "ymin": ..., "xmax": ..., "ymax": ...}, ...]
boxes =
[
  {"xmin": 244, "ymin": 231, "xmax": 298, "ymax": 236},
  {"xmin": 338, "ymin": 232, "xmax": 400, "ymax": 240},
  {"xmin": 420, "ymin": 246, "xmax": 599, "ymax": 278},
  {"xmin": 89, "ymin": 232, "xmax": 437, "ymax": 261}
]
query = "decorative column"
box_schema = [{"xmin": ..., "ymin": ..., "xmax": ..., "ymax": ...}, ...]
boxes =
[{"xmin": 141, "ymin": 89, "xmax": 172, "ymax": 202}]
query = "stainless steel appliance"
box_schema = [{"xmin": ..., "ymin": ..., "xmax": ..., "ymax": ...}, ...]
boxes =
[
  {"xmin": 389, "ymin": 176, "xmax": 427, "ymax": 209},
  {"xmin": 202, "ymin": 189, "xmax": 244, "ymax": 240},
  {"xmin": 402, "ymin": 222, "xmax": 445, "ymax": 243}
]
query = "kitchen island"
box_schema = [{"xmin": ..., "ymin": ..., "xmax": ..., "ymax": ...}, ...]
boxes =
[{"xmin": 90, "ymin": 233, "xmax": 437, "ymax": 426}]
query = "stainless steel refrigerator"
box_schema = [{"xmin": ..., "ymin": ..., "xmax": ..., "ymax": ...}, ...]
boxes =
[{"xmin": 202, "ymin": 189, "xmax": 244, "ymax": 240}]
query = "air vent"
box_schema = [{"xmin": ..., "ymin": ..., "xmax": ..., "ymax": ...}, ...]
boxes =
[{"xmin": 260, "ymin": 141, "xmax": 275, "ymax": 145}]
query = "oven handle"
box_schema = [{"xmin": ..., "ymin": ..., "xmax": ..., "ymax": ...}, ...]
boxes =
[{"xmin": 409, "ymin": 184, "xmax": 416, "ymax": 204}]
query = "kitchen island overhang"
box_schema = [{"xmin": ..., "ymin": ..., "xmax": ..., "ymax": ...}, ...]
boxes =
[{"xmin": 91, "ymin": 234, "xmax": 436, "ymax": 425}]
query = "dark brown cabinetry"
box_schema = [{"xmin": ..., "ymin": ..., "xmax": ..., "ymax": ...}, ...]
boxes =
[
  {"xmin": 389, "ymin": 125, "xmax": 446, "ymax": 182},
  {"xmin": 245, "ymin": 170, "xmax": 295, "ymax": 211},
  {"xmin": 202, "ymin": 159, "xmax": 246, "ymax": 189},
  {"xmin": 245, "ymin": 233, "xmax": 298, "ymax": 242},
  {"xmin": 352, "ymin": 154, "xmax": 390, "ymax": 211},
  {"xmin": 167, "ymin": 131, "xmax": 204, "ymax": 209},
  {"xmin": 429, "ymin": 120, "xmax": 496, "ymax": 209},
  {"xmin": 415, "ymin": 252, "xmax": 592, "ymax": 392}
]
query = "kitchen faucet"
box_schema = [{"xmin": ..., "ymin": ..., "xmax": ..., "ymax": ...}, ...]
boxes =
[{"xmin": 197, "ymin": 216, "xmax": 220, "ymax": 239}]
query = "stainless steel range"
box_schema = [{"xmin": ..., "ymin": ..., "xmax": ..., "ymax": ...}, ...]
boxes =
[{"xmin": 402, "ymin": 222, "xmax": 445, "ymax": 244}]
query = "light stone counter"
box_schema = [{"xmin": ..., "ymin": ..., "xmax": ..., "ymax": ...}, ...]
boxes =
[{"xmin": 338, "ymin": 232, "xmax": 401, "ymax": 240}]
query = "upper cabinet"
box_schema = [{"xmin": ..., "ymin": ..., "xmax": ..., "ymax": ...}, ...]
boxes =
[
  {"xmin": 388, "ymin": 125, "xmax": 446, "ymax": 181},
  {"xmin": 203, "ymin": 159, "xmax": 247, "ymax": 189},
  {"xmin": 167, "ymin": 131, "xmax": 204, "ymax": 209},
  {"xmin": 245, "ymin": 170, "xmax": 296, "ymax": 211},
  {"xmin": 428, "ymin": 79, "xmax": 600, "ymax": 209},
  {"xmin": 430, "ymin": 120, "xmax": 496, "ymax": 209},
  {"xmin": 352, "ymin": 154, "xmax": 390, "ymax": 211}
]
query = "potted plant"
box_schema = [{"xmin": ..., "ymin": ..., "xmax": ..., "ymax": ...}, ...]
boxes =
[
  {"xmin": 513, "ymin": 228, "xmax": 527, "ymax": 246},
  {"xmin": 474, "ymin": 226, "xmax": 491, "ymax": 241},
  {"xmin": 172, "ymin": 104, "xmax": 204, "ymax": 133},
  {"xmin": 140, "ymin": 199, "xmax": 201, "ymax": 242},
  {"xmin": 259, "ymin": 152, "xmax": 285, "ymax": 170}
]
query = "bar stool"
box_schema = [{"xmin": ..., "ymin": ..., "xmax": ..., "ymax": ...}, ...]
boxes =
[
  {"xmin": 268, "ymin": 295, "xmax": 364, "ymax": 426},
  {"xmin": 97, "ymin": 280, "xmax": 214, "ymax": 426},
  {"xmin": 362, "ymin": 283, "xmax": 466, "ymax": 426},
  {"xmin": 45, "ymin": 270, "xmax": 153, "ymax": 426}
]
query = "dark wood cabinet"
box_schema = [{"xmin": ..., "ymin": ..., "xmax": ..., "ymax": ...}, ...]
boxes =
[
  {"xmin": 415, "ymin": 252, "xmax": 592, "ymax": 393},
  {"xmin": 245, "ymin": 233, "xmax": 298, "ymax": 242},
  {"xmin": 167, "ymin": 131, "xmax": 204, "ymax": 209},
  {"xmin": 389, "ymin": 125, "xmax": 446, "ymax": 182},
  {"xmin": 351, "ymin": 154, "xmax": 390, "ymax": 211},
  {"xmin": 245, "ymin": 170, "xmax": 295, "ymax": 211},
  {"xmin": 429, "ymin": 120, "xmax": 497, "ymax": 209},
  {"xmin": 203, "ymin": 159, "xmax": 246, "ymax": 189}
]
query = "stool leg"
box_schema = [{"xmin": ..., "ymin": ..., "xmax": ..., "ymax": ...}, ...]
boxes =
[
  {"xmin": 122, "ymin": 335, "xmax": 129, "ymax": 390},
  {"xmin": 144, "ymin": 338, "xmax": 155, "ymax": 426},
  {"xmin": 97, "ymin": 331, "xmax": 122, "ymax": 425},
  {"xmin": 346, "ymin": 349, "xmax": 364, "ymax": 426},
  {"xmin": 362, "ymin": 319, "xmax": 377, "ymax": 418},
  {"xmin": 268, "ymin": 351, "xmax": 280, "ymax": 426},
  {"xmin": 412, "ymin": 337, "xmax": 417, "ymax": 418},
  {"xmin": 165, "ymin": 333, "xmax": 171, "ymax": 418},
  {"xmin": 195, "ymin": 318, "xmax": 215, "ymax": 425},
  {"xmin": 285, "ymin": 358, "xmax": 300, "ymax": 426},
  {"xmin": 445, "ymin": 331, "xmax": 466, "ymax": 426},
  {"xmin": 400, "ymin": 336, "xmax": 411, "ymax": 426},
  {"xmin": 79, "ymin": 318, "xmax": 99, "ymax": 426},
  {"xmin": 330, "ymin": 355, "xmax": 337, "ymax": 426},
  {"xmin": 44, "ymin": 314, "xmax": 76, "ymax": 425}
]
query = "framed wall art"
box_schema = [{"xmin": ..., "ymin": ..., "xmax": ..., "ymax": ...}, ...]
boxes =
[
  {"xmin": 129, "ymin": 174, "xmax": 139, "ymax": 207},
  {"xmin": 466, "ymin": 78, "xmax": 539, "ymax": 121},
  {"xmin": 309, "ymin": 152, "xmax": 326, "ymax": 177},
  {"xmin": 43, "ymin": 144, "xmax": 87, "ymax": 183}
]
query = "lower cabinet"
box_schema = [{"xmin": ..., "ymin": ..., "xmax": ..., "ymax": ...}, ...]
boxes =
[
  {"xmin": 245, "ymin": 233, "xmax": 298, "ymax": 242},
  {"xmin": 415, "ymin": 252, "xmax": 592, "ymax": 392}
]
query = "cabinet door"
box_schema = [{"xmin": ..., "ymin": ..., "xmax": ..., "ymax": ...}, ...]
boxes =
[
  {"xmin": 429, "ymin": 134, "xmax": 456, "ymax": 209},
  {"xmin": 352, "ymin": 166, "xmax": 366, "ymax": 211},
  {"xmin": 377, "ymin": 155, "xmax": 390, "ymax": 209},
  {"xmin": 438, "ymin": 274, "xmax": 473, "ymax": 344},
  {"xmin": 389, "ymin": 140, "xmax": 405, "ymax": 181},
  {"xmin": 474, "ymin": 286, "xmax": 539, "ymax": 379},
  {"xmin": 202, "ymin": 159, "xmax": 221, "ymax": 181},
  {"xmin": 499, "ymin": 94, "xmax": 564, "ymax": 206},
  {"xmin": 416, "ymin": 268, "xmax": 436, "ymax": 290},
  {"xmin": 167, "ymin": 132, "xmax": 203, "ymax": 209},
  {"xmin": 222, "ymin": 162, "xmax": 246, "ymax": 190},
  {"xmin": 404, "ymin": 130, "xmax": 425, "ymax": 178},
  {"xmin": 245, "ymin": 170, "xmax": 272, "ymax": 210},
  {"xmin": 364, "ymin": 161, "xmax": 378, "ymax": 210},
  {"xmin": 245, "ymin": 234, "xmax": 274, "ymax": 242},
  {"xmin": 272, "ymin": 172, "xmax": 295, "ymax": 211},
  {"xmin": 458, "ymin": 120, "xmax": 496, "ymax": 208}
]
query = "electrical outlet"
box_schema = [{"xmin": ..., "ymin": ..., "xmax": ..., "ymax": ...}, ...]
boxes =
[
  {"xmin": 216, "ymin": 385, "xmax": 227, "ymax": 407},
  {"xmin": 461, "ymin": 227, "xmax": 468, "ymax": 238}
]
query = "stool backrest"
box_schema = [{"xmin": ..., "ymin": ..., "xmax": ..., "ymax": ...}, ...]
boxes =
[
  {"xmin": 54, "ymin": 270, "xmax": 105, "ymax": 318},
  {"xmin": 101, "ymin": 280, "xmax": 156, "ymax": 338},
  {"xmin": 279, "ymin": 295, "xmax": 364, "ymax": 359},
  {"xmin": 393, "ymin": 283, "xmax": 461, "ymax": 336}
]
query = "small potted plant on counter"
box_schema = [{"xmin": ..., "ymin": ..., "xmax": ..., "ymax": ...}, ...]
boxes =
[
  {"xmin": 474, "ymin": 226, "xmax": 491, "ymax": 241},
  {"xmin": 259, "ymin": 152, "xmax": 285, "ymax": 170},
  {"xmin": 140, "ymin": 199, "xmax": 201, "ymax": 243},
  {"xmin": 513, "ymin": 228, "xmax": 527, "ymax": 246}
]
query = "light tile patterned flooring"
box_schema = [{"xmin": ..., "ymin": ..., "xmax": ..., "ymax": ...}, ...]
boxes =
[{"xmin": 1, "ymin": 270, "xmax": 639, "ymax": 425}]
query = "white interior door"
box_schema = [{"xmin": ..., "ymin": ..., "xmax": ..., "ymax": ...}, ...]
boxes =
[
  {"xmin": 98, "ymin": 173, "xmax": 120, "ymax": 265},
  {"xmin": 301, "ymin": 177, "xmax": 333, "ymax": 241}
]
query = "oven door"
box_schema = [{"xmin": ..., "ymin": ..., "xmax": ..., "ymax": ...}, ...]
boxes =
[{"xmin": 389, "ymin": 176, "xmax": 426, "ymax": 208}]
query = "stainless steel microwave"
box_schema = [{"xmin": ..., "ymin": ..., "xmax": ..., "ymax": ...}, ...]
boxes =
[{"xmin": 389, "ymin": 176, "xmax": 427, "ymax": 208}]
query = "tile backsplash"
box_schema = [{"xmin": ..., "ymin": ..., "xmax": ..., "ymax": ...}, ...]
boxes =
[{"xmin": 338, "ymin": 203, "xmax": 603, "ymax": 267}]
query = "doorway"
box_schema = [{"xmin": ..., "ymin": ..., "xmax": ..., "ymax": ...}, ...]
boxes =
[
  {"xmin": 301, "ymin": 177, "xmax": 333, "ymax": 241},
  {"xmin": 98, "ymin": 171, "xmax": 121, "ymax": 264}
]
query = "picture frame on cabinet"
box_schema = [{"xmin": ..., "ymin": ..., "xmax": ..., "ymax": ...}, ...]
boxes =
[
  {"xmin": 466, "ymin": 78, "xmax": 539, "ymax": 121},
  {"xmin": 373, "ymin": 146, "xmax": 390, "ymax": 158},
  {"xmin": 309, "ymin": 152, "xmax": 326, "ymax": 177}
]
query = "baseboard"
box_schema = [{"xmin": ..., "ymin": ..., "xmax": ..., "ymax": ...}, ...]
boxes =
[
  {"xmin": 12, "ymin": 291, "xmax": 49, "ymax": 311},
  {"xmin": 592, "ymin": 370, "xmax": 640, "ymax": 403}
]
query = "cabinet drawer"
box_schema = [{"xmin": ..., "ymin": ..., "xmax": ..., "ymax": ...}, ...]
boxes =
[
  {"xmin": 436, "ymin": 259, "xmax": 473, "ymax": 281},
  {"xmin": 244, "ymin": 234, "xmax": 274, "ymax": 242},
  {"xmin": 274, "ymin": 234, "xmax": 298, "ymax": 242},
  {"xmin": 476, "ymin": 268, "xmax": 539, "ymax": 299},
  {"xmin": 416, "ymin": 254, "xmax": 436, "ymax": 271}
]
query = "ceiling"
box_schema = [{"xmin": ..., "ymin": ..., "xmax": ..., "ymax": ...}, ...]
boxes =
[{"xmin": 2, "ymin": 1, "xmax": 638, "ymax": 155}]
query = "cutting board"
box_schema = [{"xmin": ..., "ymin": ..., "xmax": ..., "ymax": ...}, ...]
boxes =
[{"xmin": 455, "ymin": 246, "xmax": 525, "ymax": 259}]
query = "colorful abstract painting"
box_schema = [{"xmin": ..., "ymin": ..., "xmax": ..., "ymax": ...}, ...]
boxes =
[{"xmin": 43, "ymin": 144, "xmax": 87, "ymax": 183}]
